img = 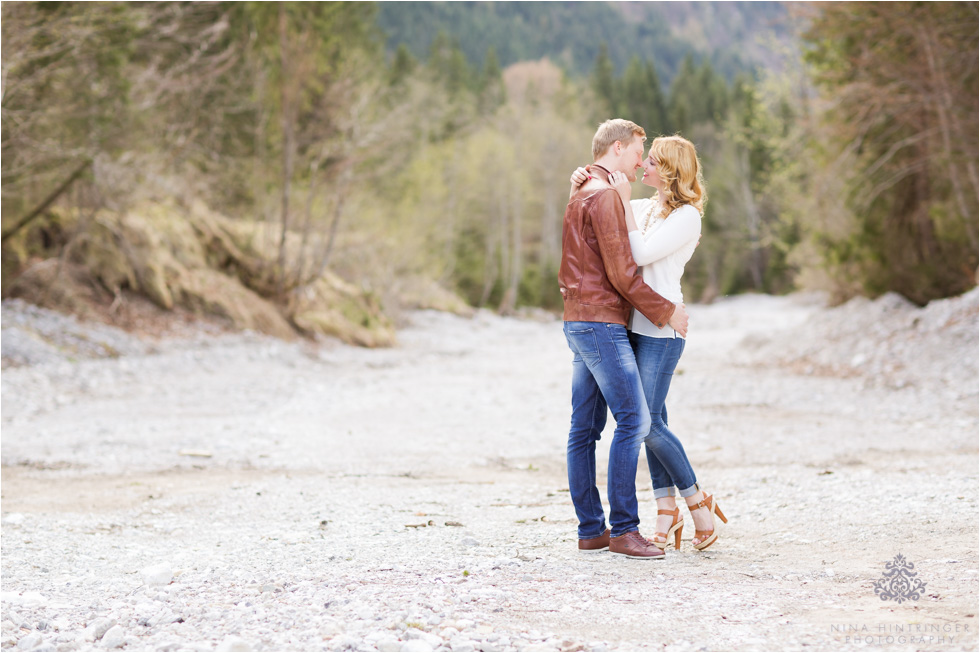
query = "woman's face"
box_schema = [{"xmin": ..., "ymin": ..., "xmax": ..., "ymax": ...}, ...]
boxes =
[{"xmin": 640, "ymin": 151, "xmax": 663, "ymax": 191}]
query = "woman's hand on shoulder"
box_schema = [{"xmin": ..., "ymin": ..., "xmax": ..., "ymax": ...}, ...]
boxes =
[
  {"xmin": 609, "ymin": 171, "xmax": 631, "ymax": 203},
  {"xmin": 569, "ymin": 166, "xmax": 591, "ymax": 187}
]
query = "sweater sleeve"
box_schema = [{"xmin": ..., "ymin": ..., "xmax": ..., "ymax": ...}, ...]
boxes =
[
  {"xmin": 628, "ymin": 206, "xmax": 701, "ymax": 266},
  {"xmin": 590, "ymin": 190, "xmax": 675, "ymax": 328}
]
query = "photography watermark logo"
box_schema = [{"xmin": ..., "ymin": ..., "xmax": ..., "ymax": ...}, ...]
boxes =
[
  {"xmin": 872, "ymin": 553, "xmax": 926, "ymax": 604},
  {"xmin": 830, "ymin": 554, "xmax": 972, "ymax": 645}
]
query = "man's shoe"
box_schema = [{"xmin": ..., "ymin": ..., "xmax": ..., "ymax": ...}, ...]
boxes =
[
  {"xmin": 578, "ymin": 529, "xmax": 610, "ymax": 553},
  {"xmin": 609, "ymin": 530, "xmax": 665, "ymax": 559}
]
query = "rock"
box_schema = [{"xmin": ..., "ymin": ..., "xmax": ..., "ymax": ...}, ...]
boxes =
[
  {"xmin": 140, "ymin": 564, "xmax": 172, "ymax": 587},
  {"xmin": 458, "ymin": 537, "xmax": 480, "ymax": 547},
  {"xmin": 2, "ymin": 592, "xmax": 45, "ymax": 607},
  {"xmin": 17, "ymin": 632, "xmax": 43, "ymax": 651},
  {"xmin": 82, "ymin": 619, "xmax": 116, "ymax": 642},
  {"xmin": 100, "ymin": 626, "xmax": 125, "ymax": 649},
  {"xmin": 449, "ymin": 637, "xmax": 475, "ymax": 652},
  {"xmin": 400, "ymin": 641, "xmax": 433, "ymax": 653},
  {"xmin": 146, "ymin": 609, "xmax": 179, "ymax": 627},
  {"xmin": 215, "ymin": 637, "xmax": 253, "ymax": 652},
  {"xmin": 326, "ymin": 635, "xmax": 360, "ymax": 651},
  {"xmin": 376, "ymin": 638, "xmax": 402, "ymax": 653},
  {"xmin": 409, "ymin": 631, "xmax": 441, "ymax": 648},
  {"xmin": 2, "ymin": 513, "xmax": 25, "ymax": 526},
  {"xmin": 354, "ymin": 605, "xmax": 374, "ymax": 620}
]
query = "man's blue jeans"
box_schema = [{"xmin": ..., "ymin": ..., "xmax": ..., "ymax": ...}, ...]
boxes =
[
  {"xmin": 630, "ymin": 332, "xmax": 699, "ymax": 499},
  {"xmin": 564, "ymin": 321, "xmax": 651, "ymax": 539}
]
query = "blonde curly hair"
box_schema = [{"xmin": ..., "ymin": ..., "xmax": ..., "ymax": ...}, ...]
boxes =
[{"xmin": 649, "ymin": 135, "xmax": 706, "ymax": 220}]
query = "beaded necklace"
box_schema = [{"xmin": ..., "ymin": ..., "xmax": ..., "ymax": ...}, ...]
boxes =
[{"xmin": 640, "ymin": 196, "xmax": 663, "ymax": 235}]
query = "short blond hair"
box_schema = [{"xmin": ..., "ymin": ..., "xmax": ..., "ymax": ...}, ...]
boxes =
[{"xmin": 592, "ymin": 119, "xmax": 646, "ymax": 161}]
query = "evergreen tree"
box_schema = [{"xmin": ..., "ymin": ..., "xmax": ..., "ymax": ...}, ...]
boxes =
[
  {"xmin": 800, "ymin": 1, "xmax": 978, "ymax": 302},
  {"xmin": 477, "ymin": 46, "xmax": 506, "ymax": 115},
  {"xmin": 591, "ymin": 43, "xmax": 617, "ymax": 120},
  {"xmin": 644, "ymin": 59, "xmax": 668, "ymax": 135},
  {"xmin": 696, "ymin": 59, "xmax": 729, "ymax": 124},
  {"xmin": 667, "ymin": 54, "xmax": 698, "ymax": 133},
  {"xmin": 389, "ymin": 43, "xmax": 417, "ymax": 86},
  {"xmin": 619, "ymin": 56, "xmax": 668, "ymax": 137},
  {"xmin": 428, "ymin": 31, "xmax": 470, "ymax": 98}
]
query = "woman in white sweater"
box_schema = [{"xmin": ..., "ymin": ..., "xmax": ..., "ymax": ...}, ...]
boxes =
[{"xmin": 569, "ymin": 135, "xmax": 727, "ymax": 552}]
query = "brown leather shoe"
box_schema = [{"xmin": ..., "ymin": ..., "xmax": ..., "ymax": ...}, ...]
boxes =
[
  {"xmin": 577, "ymin": 529, "xmax": 610, "ymax": 553},
  {"xmin": 609, "ymin": 531, "xmax": 665, "ymax": 559}
]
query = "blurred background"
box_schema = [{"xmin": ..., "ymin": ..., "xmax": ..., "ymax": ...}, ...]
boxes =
[{"xmin": 2, "ymin": 2, "xmax": 977, "ymax": 346}]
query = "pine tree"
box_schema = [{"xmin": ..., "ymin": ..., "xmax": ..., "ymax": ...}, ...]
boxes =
[
  {"xmin": 644, "ymin": 59, "xmax": 668, "ymax": 135},
  {"xmin": 591, "ymin": 43, "xmax": 617, "ymax": 120},
  {"xmin": 478, "ymin": 46, "xmax": 505, "ymax": 115},
  {"xmin": 389, "ymin": 43, "xmax": 417, "ymax": 86},
  {"xmin": 667, "ymin": 54, "xmax": 698, "ymax": 133}
]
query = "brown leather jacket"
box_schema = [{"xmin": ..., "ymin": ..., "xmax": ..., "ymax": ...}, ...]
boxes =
[{"xmin": 558, "ymin": 164, "xmax": 675, "ymax": 328}]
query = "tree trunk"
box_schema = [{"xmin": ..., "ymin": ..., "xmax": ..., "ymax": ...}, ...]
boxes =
[
  {"xmin": 919, "ymin": 23, "xmax": 978, "ymax": 249},
  {"xmin": 1, "ymin": 160, "xmax": 91, "ymax": 243},
  {"xmin": 500, "ymin": 181, "xmax": 522, "ymax": 315},
  {"xmin": 276, "ymin": 5, "xmax": 296, "ymax": 300},
  {"xmin": 738, "ymin": 150, "xmax": 764, "ymax": 290}
]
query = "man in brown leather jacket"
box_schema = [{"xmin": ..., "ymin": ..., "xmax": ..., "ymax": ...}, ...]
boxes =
[{"xmin": 559, "ymin": 119, "xmax": 689, "ymax": 559}]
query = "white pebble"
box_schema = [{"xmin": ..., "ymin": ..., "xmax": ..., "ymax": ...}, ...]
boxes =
[
  {"xmin": 101, "ymin": 625, "xmax": 125, "ymax": 649},
  {"xmin": 141, "ymin": 563, "xmax": 172, "ymax": 587},
  {"xmin": 450, "ymin": 637, "xmax": 476, "ymax": 652},
  {"xmin": 16, "ymin": 632, "xmax": 43, "ymax": 650},
  {"xmin": 376, "ymin": 637, "xmax": 402, "ymax": 653},
  {"xmin": 401, "ymin": 641, "xmax": 433, "ymax": 653},
  {"xmin": 216, "ymin": 636, "xmax": 253, "ymax": 652}
]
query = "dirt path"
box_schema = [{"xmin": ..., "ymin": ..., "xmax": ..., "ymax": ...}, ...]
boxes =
[{"xmin": 2, "ymin": 294, "xmax": 977, "ymax": 652}]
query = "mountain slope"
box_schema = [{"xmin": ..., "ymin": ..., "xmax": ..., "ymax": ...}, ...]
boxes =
[{"xmin": 376, "ymin": 1, "xmax": 790, "ymax": 83}]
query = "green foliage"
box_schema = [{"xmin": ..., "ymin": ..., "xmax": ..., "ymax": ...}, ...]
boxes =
[
  {"xmin": 795, "ymin": 1, "xmax": 978, "ymax": 304},
  {"xmin": 6, "ymin": 1, "xmax": 970, "ymax": 338},
  {"xmin": 591, "ymin": 44, "xmax": 617, "ymax": 120},
  {"xmin": 619, "ymin": 57, "xmax": 668, "ymax": 136},
  {"xmin": 376, "ymin": 2, "xmax": 789, "ymax": 85}
]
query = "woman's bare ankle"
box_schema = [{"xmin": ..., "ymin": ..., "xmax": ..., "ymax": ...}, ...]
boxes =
[{"xmin": 656, "ymin": 496, "xmax": 678, "ymax": 511}]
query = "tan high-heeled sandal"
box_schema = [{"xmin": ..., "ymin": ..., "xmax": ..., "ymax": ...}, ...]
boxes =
[
  {"xmin": 687, "ymin": 493, "xmax": 728, "ymax": 551},
  {"xmin": 651, "ymin": 507, "xmax": 684, "ymax": 551}
]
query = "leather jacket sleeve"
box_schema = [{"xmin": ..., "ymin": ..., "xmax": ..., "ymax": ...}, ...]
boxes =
[{"xmin": 591, "ymin": 190, "xmax": 676, "ymax": 329}]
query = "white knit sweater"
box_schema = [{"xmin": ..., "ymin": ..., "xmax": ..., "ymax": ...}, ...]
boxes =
[{"xmin": 626, "ymin": 199, "xmax": 702, "ymax": 338}]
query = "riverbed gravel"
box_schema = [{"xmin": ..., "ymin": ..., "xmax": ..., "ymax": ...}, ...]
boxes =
[{"xmin": 2, "ymin": 290, "xmax": 977, "ymax": 652}]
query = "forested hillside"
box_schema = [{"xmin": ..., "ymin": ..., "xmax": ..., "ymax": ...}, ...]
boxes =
[
  {"xmin": 377, "ymin": 1, "xmax": 789, "ymax": 84},
  {"xmin": 2, "ymin": 2, "xmax": 976, "ymax": 345}
]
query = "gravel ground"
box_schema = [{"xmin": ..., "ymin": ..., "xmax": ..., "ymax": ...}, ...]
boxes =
[{"xmin": 2, "ymin": 291, "xmax": 978, "ymax": 652}]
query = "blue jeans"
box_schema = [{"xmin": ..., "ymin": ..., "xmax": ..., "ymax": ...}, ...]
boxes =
[
  {"xmin": 630, "ymin": 333, "xmax": 699, "ymax": 499},
  {"xmin": 564, "ymin": 322, "xmax": 651, "ymax": 538}
]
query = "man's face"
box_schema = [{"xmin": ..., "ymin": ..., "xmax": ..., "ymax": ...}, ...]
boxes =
[{"xmin": 619, "ymin": 136, "xmax": 646, "ymax": 182}]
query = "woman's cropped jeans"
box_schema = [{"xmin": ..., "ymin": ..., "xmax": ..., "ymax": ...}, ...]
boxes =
[
  {"xmin": 630, "ymin": 332, "xmax": 699, "ymax": 499},
  {"xmin": 563, "ymin": 321, "xmax": 650, "ymax": 539}
]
